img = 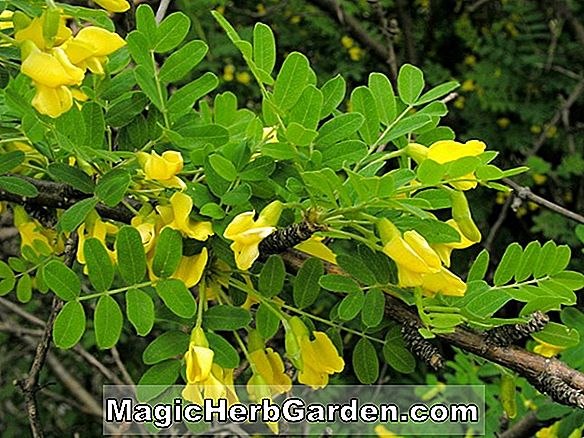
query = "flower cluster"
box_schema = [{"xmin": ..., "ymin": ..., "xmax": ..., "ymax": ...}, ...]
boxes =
[{"xmin": 8, "ymin": 8, "xmax": 125, "ymax": 117}]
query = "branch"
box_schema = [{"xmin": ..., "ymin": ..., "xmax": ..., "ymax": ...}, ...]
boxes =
[
  {"xmin": 504, "ymin": 178, "xmax": 584, "ymax": 225},
  {"xmin": 282, "ymin": 250, "xmax": 584, "ymax": 409},
  {"xmin": 15, "ymin": 235, "xmax": 77, "ymax": 438},
  {"xmin": 498, "ymin": 411, "xmax": 556, "ymax": 438},
  {"xmin": 155, "ymin": 0, "xmax": 172, "ymax": 24}
]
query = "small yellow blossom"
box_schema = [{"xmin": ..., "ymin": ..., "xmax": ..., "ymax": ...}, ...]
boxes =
[
  {"xmin": 464, "ymin": 55, "xmax": 477, "ymax": 67},
  {"xmin": 295, "ymin": 236, "xmax": 337, "ymax": 264},
  {"xmin": 348, "ymin": 46, "xmax": 363, "ymax": 61},
  {"xmin": 530, "ymin": 124, "xmax": 542, "ymax": 134},
  {"xmin": 533, "ymin": 339, "xmax": 566, "ymax": 358},
  {"xmin": 497, "ymin": 117, "xmax": 510, "ymax": 129},
  {"xmin": 223, "ymin": 64, "xmax": 235, "ymax": 81},
  {"xmin": 138, "ymin": 150, "xmax": 186, "ymax": 188},
  {"xmin": 77, "ymin": 214, "xmax": 118, "ymax": 265},
  {"xmin": 156, "ymin": 192, "xmax": 214, "ymax": 241},
  {"xmin": 0, "ymin": 10, "xmax": 13, "ymax": 30},
  {"xmin": 235, "ymin": 71, "xmax": 251, "ymax": 85},
  {"xmin": 256, "ymin": 3, "xmax": 266, "ymax": 15},
  {"xmin": 431, "ymin": 220, "xmax": 478, "ymax": 267},
  {"xmin": 341, "ymin": 36, "xmax": 354, "ymax": 49},
  {"xmin": 290, "ymin": 15, "xmax": 301, "ymax": 24},
  {"xmin": 16, "ymin": 222, "xmax": 53, "ymax": 257},
  {"xmin": 93, "ymin": 0, "xmax": 131, "ymax": 13},
  {"xmin": 248, "ymin": 347, "xmax": 292, "ymax": 396},
  {"xmin": 496, "ymin": 191, "xmax": 509, "ymax": 205},
  {"xmin": 15, "ymin": 14, "xmax": 71, "ymax": 50},
  {"xmin": 545, "ymin": 125, "xmax": 557, "ymax": 138},
  {"xmin": 426, "ymin": 139, "xmax": 487, "ymax": 190},
  {"xmin": 454, "ymin": 96, "xmax": 465, "ymax": 109},
  {"xmin": 298, "ymin": 331, "xmax": 344, "ymax": 389},
  {"xmin": 461, "ymin": 79, "xmax": 475, "ymax": 92},
  {"xmin": 223, "ymin": 201, "xmax": 283, "ymax": 270},
  {"xmin": 375, "ymin": 425, "xmax": 402, "ymax": 438},
  {"xmin": 532, "ymin": 173, "xmax": 547, "ymax": 185},
  {"xmin": 528, "ymin": 201, "xmax": 539, "ymax": 211},
  {"xmin": 184, "ymin": 327, "xmax": 215, "ymax": 384},
  {"xmin": 563, "ymin": 192, "xmax": 573, "ymax": 203}
]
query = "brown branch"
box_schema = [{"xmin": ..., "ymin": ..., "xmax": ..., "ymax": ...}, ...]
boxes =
[
  {"xmin": 282, "ymin": 250, "xmax": 584, "ymax": 409},
  {"xmin": 498, "ymin": 411, "xmax": 556, "ymax": 438},
  {"xmin": 483, "ymin": 194, "xmax": 512, "ymax": 251},
  {"xmin": 504, "ymin": 178, "xmax": 584, "ymax": 225},
  {"xmin": 15, "ymin": 235, "xmax": 76, "ymax": 437}
]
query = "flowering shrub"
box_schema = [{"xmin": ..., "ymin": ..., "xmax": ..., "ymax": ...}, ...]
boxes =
[{"xmin": 1, "ymin": 1, "xmax": 584, "ymax": 436}]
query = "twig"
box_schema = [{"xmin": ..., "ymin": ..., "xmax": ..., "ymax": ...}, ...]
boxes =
[
  {"xmin": 395, "ymin": 0, "xmax": 417, "ymax": 64},
  {"xmin": 368, "ymin": 0, "xmax": 398, "ymax": 80},
  {"xmin": 504, "ymin": 178, "xmax": 584, "ymax": 225},
  {"xmin": 0, "ymin": 297, "xmax": 45, "ymax": 326},
  {"xmin": 551, "ymin": 0, "xmax": 584, "ymax": 49},
  {"xmin": 498, "ymin": 411, "xmax": 556, "ymax": 438},
  {"xmin": 111, "ymin": 346, "xmax": 135, "ymax": 386},
  {"xmin": 15, "ymin": 236, "xmax": 76, "ymax": 438},
  {"xmin": 483, "ymin": 194, "xmax": 512, "ymax": 251},
  {"xmin": 155, "ymin": 0, "xmax": 172, "ymax": 24}
]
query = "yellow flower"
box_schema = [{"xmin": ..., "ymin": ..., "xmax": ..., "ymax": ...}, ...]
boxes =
[
  {"xmin": 533, "ymin": 339, "xmax": 566, "ymax": 358},
  {"xmin": 341, "ymin": 36, "xmax": 354, "ymax": 49},
  {"xmin": 171, "ymin": 248, "xmax": 208, "ymax": 288},
  {"xmin": 248, "ymin": 347, "xmax": 292, "ymax": 396},
  {"xmin": 31, "ymin": 83, "xmax": 73, "ymax": 118},
  {"xmin": 431, "ymin": 219, "xmax": 478, "ymax": 267},
  {"xmin": 156, "ymin": 192, "xmax": 214, "ymax": 241},
  {"xmin": 21, "ymin": 46, "xmax": 84, "ymax": 87},
  {"xmin": 454, "ymin": 96, "xmax": 465, "ymax": 109},
  {"xmin": 530, "ymin": 124, "xmax": 542, "ymax": 134},
  {"xmin": 235, "ymin": 71, "xmax": 251, "ymax": 85},
  {"xmin": 131, "ymin": 211, "xmax": 160, "ymax": 254},
  {"xmin": 419, "ymin": 267, "xmax": 466, "ymax": 297},
  {"xmin": 17, "ymin": 222, "xmax": 53, "ymax": 256},
  {"xmin": 464, "ymin": 55, "xmax": 477, "ymax": 67},
  {"xmin": 298, "ymin": 331, "xmax": 344, "ymax": 389},
  {"xmin": 223, "ymin": 64, "xmax": 235, "ymax": 81},
  {"xmin": 427, "ymin": 139, "xmax": 487, "ymax": 190},
  {"xmin": 461, "ymin": 79, "xmax": 475, "ymax": 92},
  {"xmin": 77, "ymin": 214, "xmax": 118, "ymax": 265},
  {"xmin": 348, "ymin": 46, "xmax": 363, "ymax": 61},
  {"xmin": 15, "ymin": 14, "xmax": 71, "ymax": 50},
  {"xmin": 295, "ymin": 236, "xmax": 337, "ymax": 264},
  {"xmin": 375, "ymin": 425, "xmax": 402, "ymax": 438},
  {"xmin": 535, "ymin": 421, "xmax": 560, "ymax": 438},
  {"xmin": 223, "ymin": 201, "xmax": 282, "ymax": 270},
  {"xmin": 64, "ymin": 26, "xmax": 126, "ymax": 74},
  {"xmin": 138, "ymin": 150, "xmax": 186, "ymax": 188},
  {"xmin": 497, "ymin": 117, "xmax": 510, "ymax": 129},
  {"xmin": 184, "ymin": 328, "xmax": 215, "ymax": 384},
  {"xmin": 290, "ymin": 15, "xmax": 301, "ymax": 24},
  {"xmin": 532, "ymin": 173, "xmax": 547, "ymax": 185},
  {"xmin": 92, "ymin": 0, "xmax": 131, "ymax": 13},
  {"xmin": 262, "ymin": 126, "xmax": 278, "ymax": 143},
  {"xmin": 0, "ymin": 10, "xmax": 13, "ymax": 30}
]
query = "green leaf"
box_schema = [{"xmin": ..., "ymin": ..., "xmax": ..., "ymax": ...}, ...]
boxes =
[
  {"xmin": 417, "ymin": 159, "xmax": 446, "ymax": 185},
  {"xmin": 468, "ymin": 249, "xmax": 489, "ymax": 282},
  {"xmin": 0, "ymin": 150, "xmax": 25, "ymax": 174},
  {"xmin": 378, "ymin": 114, "xmax": 432, "ymax": 144},
  {"xmin": 289, "ymin": 85, "xmax": 323, "ymax": 131},
  {"xmin": 253, "ymin": 23, "xmax": 276, "ymax": 75},
  {"xmin": 368, "ymin": 72, "xmax": 396, "ymax": 125},
  {"xmin": 462, "ymin": 285, "xmax": 512, "ymax": 319},
  {"xmin": 156, "ymin": 279, "xmax": 197, "ymax": 319},
  {"xmin": 362, "ymin": 288, "xmax": 385, "ymax": 327},
  {"xmin": 338, "ymin": 290, "xmax": 365, "ymax": 321},
  {"xmin": 84, "ymin": 238, "xmax": 114, "ymax": 292},
  {"xmin": 0, "ymin": 176, "xmax": 38, "ymax": 197},
  {"xmin": 203, "ymin": 305, "xmax": 252, "ymax": 330},
  {"xmin": 321, "ymin": 140, "xmax": 367, "ymax": 171},
  {"xmin": 47, "ymin": 163, "xmax": 95, "ymax": 194},
  {"xmin": 320, "ymin": 74, "xmax": 346, "ymax": 118},
  {"xmin": 142, "ymin": 331, "xmax": 189, "ymax": 365},
  {"xmin": 207, "ymin": 332, "xmax": 241, "ymax": 368},
  {"xmin": 152, "ymin": 228, "xmax": 183, "ymax": 278},
  {"xmin": 159, "ymin": 40, "xmax": 208, "ymax": 84},
  {"xmin": 137, "ymin": 360, "xmax": 181, "ymax": 402},
  {"xmin": 126, "ymin": 288, "xmax": 155, "ymax": 336},
  {"xmin": 552, "ymin": 271, "xmax": 584, "ymax": 291},
  {"xmin": 0, "ymin": 263, "xmax": 15, "ymax": 296},
  {"xmin": 316, "ymin": 113, "xmax": 364, "ymax": 146},
  {"xmin": 397, "ymin": 64, "xmax": 425, "ymax": 105},
  {"xmin": 273, "ymin": 52, "xmax": 311, "ymax": 111},
  {"xmin": 533, "ymin": 241, "xmax": 558, "ymax": 279},
  {"xmin": 16, "ymin": 274, "xmax": 32, "ymax": 303},
  {"xmin": 240, "ymin": 156, "xmax": 275, "ymax": 181},
  {"xmin": 58, "ymin": 197, "xmax": 98, "ymax": 233},
  {"xmin": 135, "ymin": 5, "xmax": 157, "ymax": 47},
  {"xmin": 154, "ymin": 12, "xmax": 191, "ymax": 53},
  {"xmin": 95, "ymin": 169, "xmax": 130, "ymax": 207},
  {"xmin": 44, "ymin": 260, "xmax": 80, "ymax": 301},
  {"xmin": 259, "ymin": 255, "xmax": 285, "ymax": 298},
  {"xmin": 493, "ymin": 243, "xmax": 523, "ymax": 286},
  {"xmin": 353, "ymin": 338, "xmax": 379, "ymax": 384},
  {"xmin": 416, "ymin": 81, "xmax": 459, "ymax": 105},
  {"xmin": 53, "ymin": 301, "xmax": 86, "ymax": 349},
  {"xmin": 167, "ymin": 72, "xmax": 218, "ymax": 117},
  {"xmin": 256, "ymin": 302, "xmax": 280, "ymax": 339},
  {"xmin": 94, "ymin": 295, "xmax": 123, "ymax": 349},
  {"xmin": 135, "ymin": 65, "xmax": 164, "ymax": 110},
  {"xmin": 550, "ymin": 245, "xmax": 570, "ymax": 275},
  {"xmin": 82, "ymin": 102, "xmax": 106, "ymax": 149},
  {"xmin": 515, "ymin": 241, "xmax": 541, "ymax": 282},
  {"xmin": 293, "ymin": 258, "xmax": 324, "ymax": 309},
  {"xmin": 383, "ymin": 326, "xmax": 416, "ymax": 373},
  {"xmin": 286, "ymin": 123, "xmax": 318, "ymax": 146},
  {"xmin": 116, "ymin": 226, "xmax": 147, "ymax": 285},
  {"xmin": 337, "ymin": 255, "xmax": 377, "ymax": 285},
  {"xmin": 351, "ymin": 86, "xmax": 380, "ymax": 144},
  {"xmin": 209, "ymin": 154, "xmax": 237, "ymax": 182},
  {"xmin": 319, "ymin": 275, "xmax": 361, "ymax": 293},
  {"xmin": 532, "ymin": 322, "xmax": 580, "ymax": 348}
]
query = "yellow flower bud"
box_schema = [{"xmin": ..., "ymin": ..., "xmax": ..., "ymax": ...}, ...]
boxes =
[
  {"xmin": 404, "ymin": 142, "xmax": 429, "ymax": 164},
  {"xmin": 449, "ymin": 190, "xmax": 482, "ymax": 243}
]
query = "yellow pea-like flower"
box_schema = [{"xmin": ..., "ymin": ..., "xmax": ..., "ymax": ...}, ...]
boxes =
[
  {"xmin": 248, "ymin": 347, "xmax": 292, "ymax": 396},
  {"xmin": 184, "ymin": 327, "xmax": 214, "ymax": 384},
  {"xmin": 77, "ymin": 215, "xmax": 118, "ymax": 266},
  {"xmin": 295, "ymin": 236, "xmax": 337, "ymax": 265},
  {"xmin": 31, "ymin": 83, "xmax": 73, "ymax": 118},
  {"xmin": 171, "ymin": 248, "xmax": 209, "ymax": 288},
  {"xmin": 64, "ymin": 26, "xmax": 126, "ymax": 74},
  {"xmin": 426, "ymin": 139, "xmax": 487, "ymax": 190},
  {"xmin": 15, "ymin": 14, "xmax": 71, "ymax": 50},
  {"xmin": 138, "ymin": 150, "xmax": 186, "ymax": 189},
  {"xmin": 21, "ymin": 47, "xmax": 84, "ymax": 87},
  {"xmin": 156, "ymin": 192, "xmax": 214, "ymax": 241},
  {"xmin": 92, "ymin": 0, "xmax": 131, "ymax": 13},
  {"xmin": 298, "ymin": 331, "xmax": 345, "ymax": 389},
  {"xmin": 432, "ymin": 219, "xmax": 478, "ymax": 267},
  {"xmin": 223, "ymin": 201, "xmax": 282, "ymax": 270},
  {"xmin": 533, "ymin": 339, "xmax": 566, "ymax": 358}
]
